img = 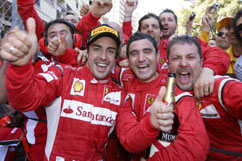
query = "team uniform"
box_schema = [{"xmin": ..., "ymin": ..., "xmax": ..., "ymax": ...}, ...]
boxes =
[
  {"xmin": 6, "ymin": 62, "xmax": 160, "ymax": 161},
  {"xmin": 197, "ymin": 76, "xmax": 242, "ymax": 161},
  {"xmin": 118, "ymin": 69, "xmax": 210, "ymax": 161}
]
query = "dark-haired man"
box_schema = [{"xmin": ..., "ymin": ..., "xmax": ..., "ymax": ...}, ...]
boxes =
[
  {"xmin": 159, "ymin": 9, "xmax": 177, "ymax": 40},
  {"xmin": 167, "ymin": 35, "xmax": 242, "ymax": 161},
  {"xmin": 1, "ymin": 19, "xmax": 174, "ymax": 161}
]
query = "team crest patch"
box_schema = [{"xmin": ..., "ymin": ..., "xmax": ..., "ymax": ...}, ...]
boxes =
[
  {"xmin": 70, "ymin": 78, "xmax": 85, "ymax": 96},
  {"xmin": 148, "ymin": 96, "xmax": 154, "ymax": 105},
  {"xmin": 105, "ymin": 87, "xmax": 109, "ymax": 95},
  {"xmin": 196, "ymin": 102, "xmax": 202, "ymax": 110},
  {"xmin": 160, "ymin": 58, "xmax": 164, "ymax": 65},
  {"xmin": 143, "ymin": 94, "xmax": 156, "ymax": 116}
]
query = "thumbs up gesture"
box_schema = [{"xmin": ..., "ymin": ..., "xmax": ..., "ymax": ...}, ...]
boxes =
[
  {"xmin": 47, "ymin": 35, "xmax": 67, "ymax": 57},
  {"xmin": 150, "ymin": 86, "xmax": 174, "ymax": 132},
  {"xmin": 0, "ymin": 18, "xmax": 37, "ymax": 66}
]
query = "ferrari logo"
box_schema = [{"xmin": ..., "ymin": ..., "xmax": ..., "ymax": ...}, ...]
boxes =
[
  {"xmin": 196, "ymin": 102, "xmax": 202, "ymax": 110},
  {"xmin": 148, "ymin": 97, "xmax": 154, "ymax": 105},
  {"xmin": 160, "ymin": 58, "xmax": 164, "ymax": 64},
  {"xmin": 105, "ymin": 88, "xmax": 109, "ymax": 95},
  {"xmin": 74, "ymin": 81, "xmax": 83, "ymax": 92}
]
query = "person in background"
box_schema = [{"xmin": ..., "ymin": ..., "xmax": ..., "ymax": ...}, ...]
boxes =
[
  {"xmin": 167, "ymin": 34, "xmax": 242, "ymax": 161},
  {"xmin": 159, "ymin": 9, "xmax": 177, "ymax": 40},
  {"xmin": 233, "ymin": 9, "xmax": 242, "ymax": 81},
  {"xmin": 64, "ymin": 12, "xmax": 79, "ymax": 26}
]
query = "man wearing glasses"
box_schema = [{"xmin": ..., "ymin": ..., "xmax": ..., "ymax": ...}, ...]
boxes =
[{"xmin": 215, "ymin": 17, "xmax": 231, "ymax": 50}]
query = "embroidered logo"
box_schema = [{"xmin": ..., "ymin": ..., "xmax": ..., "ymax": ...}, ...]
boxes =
[
  {"xmin": 147, "ymin": 96, "xmax": 155, "ymax": 105},
  {"xmin": 74, "ymin": 81, "xmax": 83, "ymax": 92},
  {"xmin": 70, "ymin": 78, "xmax": 85, "ymax": 96}
]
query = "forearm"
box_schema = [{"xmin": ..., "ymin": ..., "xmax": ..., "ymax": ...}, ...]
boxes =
[
  {"xmin": 116, "ymin": 103, "xmax": 159, "ymax": 153},
  {"xmin": 17, "ymin": 0, "xmax": 45, "ymax": 40},
  {"xmin": 0, "ymin": 61, "xmax": 8, "ymax": 104},
  {"xmin": 6, "ymin": 61, "xmax": 61, "ymax": 112}
]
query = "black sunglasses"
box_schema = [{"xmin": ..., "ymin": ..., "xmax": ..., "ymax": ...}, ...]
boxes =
[
  {"xmin": 216, "ymin": 32, "xmax": 227, "ymax": 37},
  {"xmin": 236, "ymin": 23, "xmax": 242, "ymax": 32}
]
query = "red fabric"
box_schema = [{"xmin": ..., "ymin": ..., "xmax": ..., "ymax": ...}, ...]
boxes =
[
  {"xmin": 197, "ymin": 76, "xmax": 242, "ymax": 161},
  {"xmin": 17, "ymin": 0, "xmax": 45, "ymax": 40},
  {"xmin": 76, "ymin": 12, "xmax": 100, "ymax": 48},
  {"xmin": 118, "ymin": 71, "xmax": 210, "ymax": 161},
  {"xmin": 0, "ymin": 127, "xmax": 22, "ymax": 161},
  {"xmin": 6, "ymin": 63, "xmax": 159, "ymax": 160},
  {"xmin": 122, "ymin": 21, "xmax": 133, "ymax": 39}
]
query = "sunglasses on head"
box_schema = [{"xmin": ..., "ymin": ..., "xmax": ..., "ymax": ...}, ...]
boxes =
[
  {"xmin": 216, "ymin": 32, "xmax": 227, "ymax": 37},
  {"xmin": 236, "ymin": 23, "xmax": 242, "ymax": 32}
]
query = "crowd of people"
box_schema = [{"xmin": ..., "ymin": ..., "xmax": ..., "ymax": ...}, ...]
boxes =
[{"xmin": 0, "ymin": 0, "xmax": 241, "ymax": 161}]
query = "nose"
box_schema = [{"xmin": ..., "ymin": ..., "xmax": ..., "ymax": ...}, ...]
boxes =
[
  {"xmin": 138, "ymin": 53, "xmax": 145, "ymax": 62},
  {"xmin": 180, "ymin": 57, "xmax": 188, "ymax": 67},
  {"xmin": 99, "ymin": 50, "xmax": 107, "ymax": 60}
]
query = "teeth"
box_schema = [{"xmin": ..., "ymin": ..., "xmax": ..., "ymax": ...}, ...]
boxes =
[
  {"xmin": 180, "ymin": 71, "xmax": 188, "ymax": 74},
  {"xmin": 97, "ymin": 63, "xmax": 107, "ymax": 67},
  {"xmin": 138, "ymin": 64, "xmax": 147, "ymax": 68}
]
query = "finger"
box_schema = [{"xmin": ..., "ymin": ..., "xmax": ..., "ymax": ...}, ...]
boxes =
[
  {"xmin": 209, "ymin": 79, "xmax": 214, "ymax": 94},
  {"xmin": 26, "ymin": 18, "xmax": 36, "ymax": 37},
  {"xmin": 194, "ymin": 84, "xmax": 200, "ymax": 99},
  {"xmin": 60, "ymin": 36, "xmax": 66, "ymax": 46},
  {"xmin": 155, "ymin": 86, "xmax": 166, "ymax": 103},
  {"xmin": 0, "ymin": 50, "xmax": 19, "ymax": 62},
  {"xmin": 8, "ymin": 37, "xmax": 30, "ymax": 55}
]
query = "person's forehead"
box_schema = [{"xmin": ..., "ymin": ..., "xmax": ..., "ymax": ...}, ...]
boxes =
[
  {"xmin": 48, "ymin": 23, "xmax": 70, "ymax": 33},
  {"xmin": 218, "ymin": 26, "xmax": 228, "ymax": 32},
  {"xmin": 141, "ymin": 17, "xmax": 159, "ymax": 26},
  {"xmin": 64, "ymin": 14, "xmax": 77, "ymax": 20},
  {"xmin": 92, "ymin": 36, "xmax": 117, "ymax": 48},
  {"xmin": 160, "ymin": 12, "xmax": 175, "ymax": 19},
  {"xmin": 170, "ymin": 43, "xmax": 198, "ymax": 55},
  {"xmin": 130, "ymin": 39, "xmax": 154, "ymax": 49}
]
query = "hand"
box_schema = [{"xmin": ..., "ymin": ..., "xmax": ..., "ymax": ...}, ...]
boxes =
[
  {"xmin": 75, "ymin": 48, "xmax": 88, "ymax": 66},
  {"xmin": 124, "ymin": 0, "xmax": 138, "ymax": 21},
  {"xmin": 124, "ymin": 0, "xmax": 138, "ymax": 15},
  {"xmin": 0, "ymin": 18, "xmax": 37, "ymax": 66},
  {"xmin": 92, "ymin": 0, "xmax": 113, "ymax": 18},
  {"xmin": 201, "ymin": 6, "xmax": 216, "ymax": 32},
  {"xmin": 80, "ymin": 4, "xmax": 91, "ymax": 17},
  {"xmin": 150, "ymin": 86, "xmax": 174, "ymax": 132},
  {"xmin": 118, "ymin": 59, "xmax": 129, "ymax": 67},
  {"xmin": 194, "ymin": 67, "xmax": 214, "ymax": 100},
  {"xmin": 186, "ymin": 18, "xmax": 194, "ymax": 35},
  {"xmin": 47, "ymin": 36, "xmax": 67, "ymax": 57}
]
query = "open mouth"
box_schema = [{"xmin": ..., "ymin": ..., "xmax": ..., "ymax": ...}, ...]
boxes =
[
  {"xmin": 163, "ymin": 28, "xmax": 169, "ymax": 33},
  {"xmin": 96, "ymin": 62, "xmax": 108, "ymax": 72},
  {"xmin": 178, "ymin": 71, "xmax": 190, "ymax": 84},
  {"xmin": 137, "ymin": 64, "xmax": 149, "ymax": 72}
]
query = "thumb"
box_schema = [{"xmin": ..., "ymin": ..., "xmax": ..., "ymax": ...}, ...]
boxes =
[
  {"xmin": 26, "ymin": 18, "xmax": 36, "ymax": 36},
  {"xmin": 155, "ymin": 86, "xmax": 166, "ymax": 103},
  {"xmin": 60, "ymin": 36, "xmax": 66, "ymax": 46}
]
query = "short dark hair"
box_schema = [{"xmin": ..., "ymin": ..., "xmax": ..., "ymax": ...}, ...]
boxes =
[
  {"xmin": 138, "ymin": 13, "xmax": 164, "ymax": 31},
  {"xmin": 159, "ymin": 9, "xmax": 178, "ymax": 24},
  {"xmin": 44, "ymin": 19, "xmax": 76, "ymax": 45},
  {"xmin": 233, "ymin": 9, "xmax": 242, "ymax": 41},
  {"xmin": 126, "ymin": 32, "xmax": 158, "ymax": 58},
  {"xmin": 167, "ymin": 35, "xmax": 202, "ymax": 61}
]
